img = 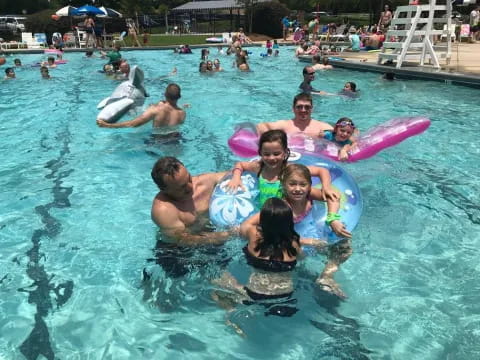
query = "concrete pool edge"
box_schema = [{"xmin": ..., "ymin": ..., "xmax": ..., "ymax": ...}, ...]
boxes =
[{"xmin": 298, "ymin": 55, "xmax": 480, "ymax": 89}]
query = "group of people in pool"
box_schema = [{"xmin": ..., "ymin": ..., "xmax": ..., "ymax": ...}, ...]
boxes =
[
  {"xmin": 2, "ymin": 53, "xmax": 58, "ymax": 80},
  {"xmin": 144, "ymin": 93, "xmax": 357, "ymax": 311}
]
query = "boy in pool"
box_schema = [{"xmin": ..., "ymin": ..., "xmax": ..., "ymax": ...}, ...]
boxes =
[
  {"xmin": 4, "ymin": 67, "xmax": 16, "ymax": 79},
  {"xmin": 321, "ymin": 118, "xmax": 357, "ymax": 161}
]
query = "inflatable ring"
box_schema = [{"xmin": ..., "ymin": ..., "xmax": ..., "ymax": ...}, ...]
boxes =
[
  {"xmin": 228, "ymin": 117, "xmax": 431, "ymax": 162},
  {"xmin": 209, "ymin": 153, "xmax": 362, "ymax": 244},
  {"xmin": 206, "ymin": 37, "xmax": 223, "ymax": 43},
  {"xmin": 44, "ymin": 49, "xmax": 64, "ymax": 55}
]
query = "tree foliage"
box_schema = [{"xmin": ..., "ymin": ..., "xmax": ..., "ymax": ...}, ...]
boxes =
[{"xmin": 250, "ymin": 1, "xmax": 290, "ymax": 38}]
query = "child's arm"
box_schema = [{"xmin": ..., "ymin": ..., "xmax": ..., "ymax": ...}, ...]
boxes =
[
  {"xmin": 240, "ymin": 212, "xmax": 260, "ymax": 239},
  {"xmin": 307, "ymin": 166, "xmax": 340, "ymax": 201},
  {"xmin": 338, "ymin": 138, "xmax": 358, "ymax": 161},
  {"xmin": 310, "ymin": 189, "xmax": 352, "ymax": 239},
  {"xmin": 300, "ymin": 237, "xmax": 328, "ymax": 251},
  {"xmin": 225, "ymin": 161, "xmax": 260, "ymax": 193}
]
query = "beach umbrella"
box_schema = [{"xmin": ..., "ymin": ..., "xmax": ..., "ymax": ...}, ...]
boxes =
[
  {"xmin": 98, "ymin": 7, "xmax": 123, "ymax": 18},
  {"xmin": 74, "ymin": 5, "xmax": 105, "ymax": 16},
  {"xmin": 55, "ymin": 6, "xmax": 78, "ymax": 17}
]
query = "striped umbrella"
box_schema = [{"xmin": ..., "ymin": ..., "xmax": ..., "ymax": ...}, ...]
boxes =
[
  {"xmin": 55, "ymin": 6, "xmax": 78, "ymax": 17},
  {"xmin": 98, "ymin": 7, "xmax": 123, "ymax": 18}
]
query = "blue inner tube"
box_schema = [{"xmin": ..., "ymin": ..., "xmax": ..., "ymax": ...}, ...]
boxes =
[{"xmin": 209, "ymin": 153, "xmax": 362, "ymax": 244}]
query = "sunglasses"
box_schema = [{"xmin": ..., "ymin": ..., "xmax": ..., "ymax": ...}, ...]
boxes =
[{"xmin": 295, "ymin": 105, "xmax": 312, "ymax": 110}]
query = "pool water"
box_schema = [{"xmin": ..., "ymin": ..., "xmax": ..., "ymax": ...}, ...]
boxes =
[{"xmin": 0, "ymin": 47, "xmax": 479, "ymax": 359}]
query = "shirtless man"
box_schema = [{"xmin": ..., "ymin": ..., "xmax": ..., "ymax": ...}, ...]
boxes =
[
  {"xmin": 151, "ymin": 157, "xmax": 232, "ymax": 245},
  {"xmin": 298, "ymin": 66, "xmax": 325, "ymax": 95},
  {"xmin": 257, "ymin": 92, "xmax": 333, "ymax": 138},
  {"xmin": 377, "ymin": 4, "xmax": 393, "ymax": 32},
  {"xmin": 96, "ymin": 83, "xmax": 185, "ymax": 133}
]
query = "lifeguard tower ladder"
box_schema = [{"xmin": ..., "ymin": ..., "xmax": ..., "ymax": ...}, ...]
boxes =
[{"xmin": 378, "ymin": 0, "xmax": 454, "ymax": 69}]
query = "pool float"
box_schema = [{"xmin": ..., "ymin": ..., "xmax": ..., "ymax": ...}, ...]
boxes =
[
  {"xmin": 44, "ymin": 49, "xmax": 63, "ymax": 55},
  {"xmin": 31, "ymin": 60, "xmax": 68, "ymax": 67},
  {"xmin": 96, "ymin": 65, "xmax": 147, "ymax": 123},
  {"xmin": 209, "ymin": 153, "xmax": 362, "ymax": 244},
  {"xmin": 206, "ymin": 37, "xmax": 223, "ymax": 43},
  {"xmin": 228, "ymin": 117, "xmax": 431, "ymax": 162}
]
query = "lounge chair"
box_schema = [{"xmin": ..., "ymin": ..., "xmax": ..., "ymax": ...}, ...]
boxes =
[
  {"xmin": 113, "ymin": 31, "xmax": 127, "ymax": 47},
  {"xmin": 21, "ymin": 32, "xmax": 45, "ymax": 49}
]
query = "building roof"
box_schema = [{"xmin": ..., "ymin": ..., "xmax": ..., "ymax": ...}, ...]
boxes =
[{"xmin": 172, "ymin": 0, "xmax": 268, "ymax": 12}]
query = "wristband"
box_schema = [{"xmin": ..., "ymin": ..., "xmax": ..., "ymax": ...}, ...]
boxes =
[
  {"xmin": 325, "ymin": 212, "xmax": 341, "ymax": 225},
  {"xmin": 232, "ymin": 167, "xmax": 242, "ymax": 173}
]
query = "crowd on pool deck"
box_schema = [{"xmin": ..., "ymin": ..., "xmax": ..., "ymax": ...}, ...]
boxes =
[{"xmin": 0, "ymin": 20, "xmax": 391, "ymax": 317}]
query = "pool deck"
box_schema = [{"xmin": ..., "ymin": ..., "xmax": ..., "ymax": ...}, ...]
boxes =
[{"xmin": 290, "ymin": 41, "xmax": 480, "ymax": 88}]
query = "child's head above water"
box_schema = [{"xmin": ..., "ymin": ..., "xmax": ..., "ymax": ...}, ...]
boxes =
[
  {"xmin": 343, "ymin": 81, "xmax": 356, "ymax": 92},
  {"xmin": 258, "ymin": 129, "xmax": 290, "ymax": 174},
  {"xmin": 280, "ymin": 163, "xmax": 312, "ymax": 202},
  {"xmin": 333, "ymin": 117, "xmax": 355, "ymax": 142},
  {"xmin": 258, "ymin": 197, "xmax": 300, "ymax": 257}
]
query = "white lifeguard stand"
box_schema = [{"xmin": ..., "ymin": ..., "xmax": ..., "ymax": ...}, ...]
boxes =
[{"xmin": 378, "ymin": 0, "xmax": 455, "ymax": 69}]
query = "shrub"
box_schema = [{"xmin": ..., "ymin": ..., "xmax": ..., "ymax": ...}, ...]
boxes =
[{"xmin": 250, "ymin": 1, "xmax": 290, "ymax": 38}]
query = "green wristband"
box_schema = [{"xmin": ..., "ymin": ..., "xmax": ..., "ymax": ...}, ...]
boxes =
[{"xmin": 326, "ymin": 212, "xmax": 341, "ymax": 225}]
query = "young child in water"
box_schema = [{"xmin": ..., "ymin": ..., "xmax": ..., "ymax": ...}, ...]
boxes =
[
  {"xmin": 225, "ymin": 129, "xmax": 339, "ymax": 207},
  {"xmin": 321, "ymin": 117, "xmax": 357, "ymax": 161}
]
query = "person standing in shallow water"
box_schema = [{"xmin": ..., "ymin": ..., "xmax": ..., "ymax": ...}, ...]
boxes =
[{"xmin": 150, "ymin": 157, "xmax": 235, "ymax": 245}]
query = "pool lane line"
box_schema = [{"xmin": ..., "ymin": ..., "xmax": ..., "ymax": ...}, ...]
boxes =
[{"xmin": 18, "ymin": 128, "xmax": 74, "ymax": 360}]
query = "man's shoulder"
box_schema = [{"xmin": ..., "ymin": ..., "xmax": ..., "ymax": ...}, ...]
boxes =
[{"xmin": 311, "ymin": 119, "xmax": 333, "ymax": 130}]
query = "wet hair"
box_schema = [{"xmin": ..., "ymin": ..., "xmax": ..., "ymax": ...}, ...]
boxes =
[
  {"xmin": 267, "ymin": 48, "xmax": 273, "ymax": 55},
  {"xmin": 312, "ymin": 54, "xmax": 321, "ymax": 63},
  {"xmin": 302, "ymin": 66, "xmax": 314, "ymax": 75},
  {"xmin": 14, "ymin": 58, "xmax": 21, "ymax": 65},
  {"xmin": 257, "ymin": 129, "xmax": 290, "ymax": 177},
  {"xmin": 201, "ymin": 48, "xmax": 209, "ymax": 60},
  {"xmin": 47, "ymin": 56, "xmax": 55, "ymax": 63},
  {"xmin": 322, "ymin": 57, "xmax": 329, "ymax": 65},
  {"xmin": 383, "ymin": 72, "xmax": 395, "ymax": 80},
  {"xmin": 5, "ymin": 67, "xmax": 14, "ymax": 75},
  {"xmin": 280, "ymin": 163, "xmax": 312, "ymax": 189},
  {"xmin": 293, "ymin": 92, "xmax": 313, "ymax": 107},
  {"xmin": 151, "ymin": 157, "xmax": 184, "ymax": 190},
  {"xmin": 199, "ymin": 61, "xmax": 207, "ymax": 72},
  {"xmin": 165, "ymin": 83, "xmax": 181, "ymax": 101},
  {"xmin": 255, "ymin": 197, "xmax": 300, "ymax": 260},
  {"xmin": 86, "ymin": 50, "xmax": 93, "ymax": 57},
  {"xmin": 345, "ymin": 81, "xmax": 357, "ymax": 92}
]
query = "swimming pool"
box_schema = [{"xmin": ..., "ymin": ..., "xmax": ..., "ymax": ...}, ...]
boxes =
[{"xmin": 1, "ymin": 47, "xmax": 479, "ymax": 359}]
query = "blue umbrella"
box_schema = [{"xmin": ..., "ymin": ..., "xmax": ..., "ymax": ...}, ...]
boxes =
[{"xmin": 74, "ymin": 5, "xmax": 105, "ymax": 16}]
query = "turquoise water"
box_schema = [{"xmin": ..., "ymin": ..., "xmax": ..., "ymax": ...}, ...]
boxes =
[{"xmin": 0, "ymin": 47, "xmax": 479, "ymax": 359}]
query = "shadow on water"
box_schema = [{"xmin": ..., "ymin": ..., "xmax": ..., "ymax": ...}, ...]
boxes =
[
  {"xmin": 310, "ymin": 286, "xmax": 373, "ymax": 359},
  {"xmin": 18, "ymin": 128, "xmax": 75, "ymax": 360}
]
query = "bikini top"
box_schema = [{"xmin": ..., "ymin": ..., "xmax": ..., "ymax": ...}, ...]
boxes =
[{"xmin": 243, "ymin": 246, "xmax": 296, "ymax": 273}]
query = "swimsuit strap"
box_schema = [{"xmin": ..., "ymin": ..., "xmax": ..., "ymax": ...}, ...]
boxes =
[{"xmin": 292, "ymin": 197, "xmax": 313, "ymax": 224}]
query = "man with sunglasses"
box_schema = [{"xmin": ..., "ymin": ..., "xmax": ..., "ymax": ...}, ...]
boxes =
[
  {"xmin": 299, "ymin": 66, "xmax": 324, "ymax": 95},
  {"xmin": 257, "ymin": 92, "xmax": 333, "ymax": 138}
]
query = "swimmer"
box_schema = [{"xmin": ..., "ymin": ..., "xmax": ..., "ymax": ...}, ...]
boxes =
[
  {"xmin": 237, "ymin": 55, "xmax": 250, "ymax": 71},
  {"xmin": 85, "ymin": 50, "xmax": 95, "ymax": 58},
  {"xmin": 312, "ymin": 55, "xmax": 333, "ymax": 71},
  {"xmin": 42, "ymin": 56, "xmax": 57, "ymax": 68},
  {"xmin": 199, "ymin": 61, "xmax": 208, "ymax": 73},
  {"xmin": 213, "ymin": 59, "xmax": 223, "ymax": 71},
  {"xmin": 274, "ymin": 50, "xmax": 279, "ymax": 57},
  {"xmin": 257, "ymin": 93, "xmax": 333, "ymax": 138},
  {"xmin": 299, "ymin": 66, "xmax": 324, "ymax": 95},
  {"xmin": 225, "ymin": 129, "xmax": 339, "ymax": 206},
  {"xmin": 4, "ymin": 67, "xmax": 15, "ymax": 79},
  {"xmin": 150, "ymin": 157, "xmax": 234, "ymax": 244},
  {"xmin": 14, "ymin": 58, "xmax": 22, "ymax": 67},
  {"xmin": 102, "ymin": 64, "xmax": 115, "ymax": 77},
  {"xmin": 320, "ymin": 117, "xmax": 358, "ymax": 161},
  {"xmin": 100, "ymin": 45, "xmax": 122, "ymax": 64},
  {"xmin": 201, "ymin": 48, "xmax": 210, "ymax": 60},
  {"xmin": 212, "ymin": 198, "xmax": 327, "ymax": 322},
  {"xmin": 206, "ymin": 60, "xmax": 214, "ymax": 72},
  {"xmin": 240, "ymin": 164, "xmax": 351, "ymax": 299},
  {"xmin": 40, "ymin": 66, "xmax": 50, "ymax": 79},
  {"xmin": 97, "ymin": 83, "xmax": 186, "ymax": 134}
]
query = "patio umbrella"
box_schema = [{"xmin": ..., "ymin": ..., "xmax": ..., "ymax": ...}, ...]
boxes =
[
  {"xmin": 98, "ymin": 7, "xmax": 123, "ymax": 18},
  {"xmin": 74, "ymin": 5, "xmax": 105, "ymax": 16},
  {"xmin": 55, "ymin": 6, "xmax": 78, "ymax": 17}
]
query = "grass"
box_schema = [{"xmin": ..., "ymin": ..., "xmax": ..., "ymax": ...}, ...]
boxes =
[{"xmin": 122, "ymin": 34, "xmax": 223, "ymax": 47}]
